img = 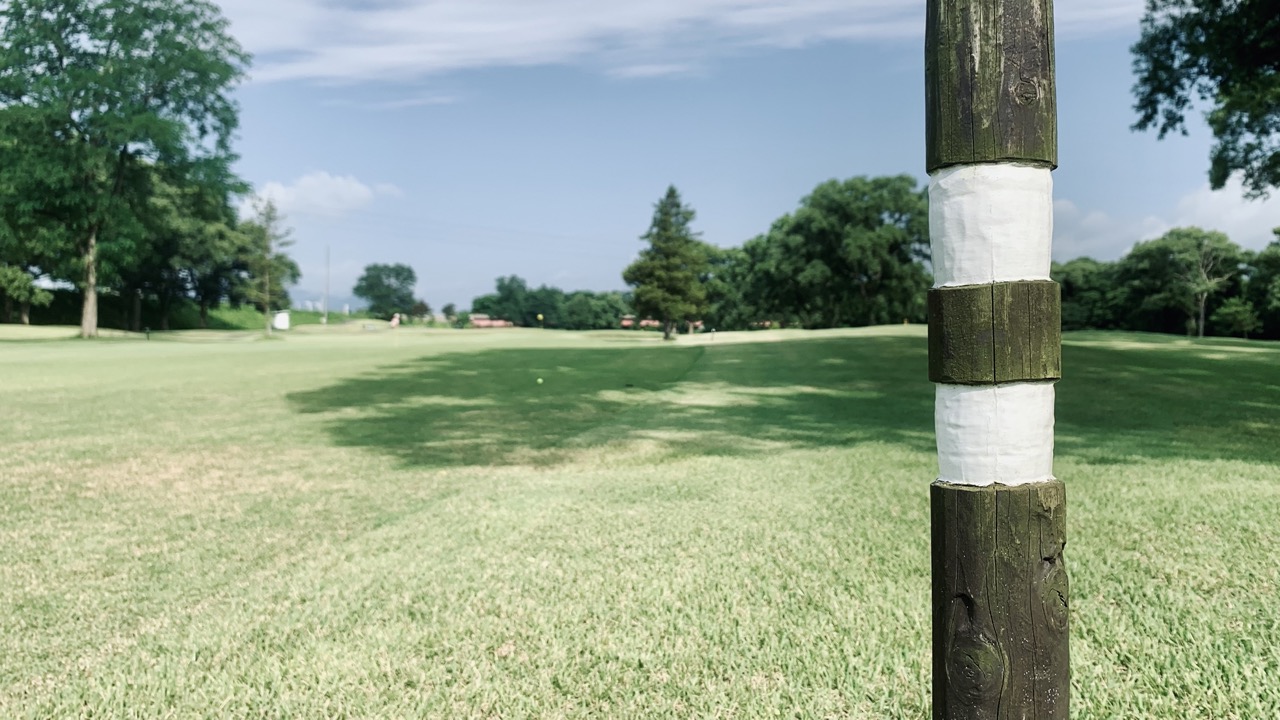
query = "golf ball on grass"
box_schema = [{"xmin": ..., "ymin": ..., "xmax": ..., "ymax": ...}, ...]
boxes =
[{"xmin": 537, "ymin": 378, "xmax": 544, "ymax": 384}]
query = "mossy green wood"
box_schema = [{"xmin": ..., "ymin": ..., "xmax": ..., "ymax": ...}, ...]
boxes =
[
  {"xmin": 928, "ymin": 281, "xmax": 1061, "ymax": 385},
  {"xmin": 928, "ymin": 284, "xmax": 996, "ymax": 385},
  {"xmin": 925, "ymin": 0, "xmax": 1058, "ymax": 173},
  {"xmin": 931, "ymin": 481, "xmax": 1069, "ymax": 720}
]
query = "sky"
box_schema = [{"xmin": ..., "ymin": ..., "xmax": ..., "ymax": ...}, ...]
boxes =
[{"xmin": 216, "ymin": 0, "xmax": 1280, "ymax": 312}]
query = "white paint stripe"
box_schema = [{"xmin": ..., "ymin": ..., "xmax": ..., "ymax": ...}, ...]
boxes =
[
  {"xmin": 935, "ymin": 383, "xmax": 1055, "ymax": 487},
  {"xmin": 929, "ymin": 164, "xmax": 1053, "ymax": 287}
]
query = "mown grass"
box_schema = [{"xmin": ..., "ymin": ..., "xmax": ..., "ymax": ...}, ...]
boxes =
[{"xmin": 0, "ymin": 326, "xmax": 1276, "ymax": 718}]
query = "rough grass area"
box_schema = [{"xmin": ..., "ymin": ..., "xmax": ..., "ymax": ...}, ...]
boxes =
[{"xmin": 1, "ymin": 326, "xmax": 1276, "ymax": 718}]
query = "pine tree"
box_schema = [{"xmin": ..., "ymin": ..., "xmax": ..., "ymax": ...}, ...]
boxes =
[{"xmin": 622, "ymin": 186, "xmax": 710, "ymax": 340}]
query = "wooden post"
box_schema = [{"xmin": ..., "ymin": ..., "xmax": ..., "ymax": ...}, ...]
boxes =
[{"xmin": 925, "ymin": 1, "xmax": 1068, "ymax": 718}]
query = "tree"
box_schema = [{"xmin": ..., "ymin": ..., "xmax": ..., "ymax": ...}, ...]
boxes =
[
  {"xmin": 622, "ymin": 186, "xmax": 710, "ymax": 340},
  {"xmin": 1132, "ymin": 0, "xmax": 1280, "ymax": 197},
  {"xmin": 1242, "ymin": 230, "xmax": 1280, "ymax": 339},
  {"xmin": 0, "ymin": 264, "xmax": 52, "ymax": 324},
  {"xmin": 562, "ymin": 291, "xmax": 630, "ymax": 330},
  {"xmin": 526, "ymin": 285, "xmax": 565, "ymax": 328},
  {"xmin": 1052, "ymin": 258, "xmax": 1121, "ymax": 331},
  {"xmin": 738, "ymin": 176, "xmax": 930, "ymax": 328},
  {"xmin": 472, "ymin": 275, "xmax": 529, "ymax": 324},
  {"xmin": 1115, "ymin": 227, "xmax": 1245, "ymax": 337},
  {"xmin": 0, "ymin": 110, "xmax": 75, "ymax": 318},
  {"xmin": 106, "ymin": 167, "xmax": 246, "ymax": 331},
  {"xmin": 0, "ymin": 0, "xmax": 249, "ymax": 337},
  {"xmin": 442, "ymin": 303, "xmax": 458, "ymax": 323},
  {"xmin": 168, "ymin": 165, "xmax": 252, "ymax": 330},
  {"xmin": 353, "ymin": 263, "xmax": 416, "ymax": 320},
  {"xmin": 1211, "ymin": 297, "xmax": 1262, "ymax": 338},
  {"xmin": 241, "ymin": 198, "xmax": 299, "ymax": 334},
  {"xmin": 700, "ymin": 246, "xmax": 759, "ymax": 331},
  {"xmin": 410, "ymin": 300, "xmax": 431, "ymax": 323}
]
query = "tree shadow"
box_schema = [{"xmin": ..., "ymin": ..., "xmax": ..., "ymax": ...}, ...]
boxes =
[
  {"xmin": 286, "ymin": 337, "xmax": 936, "ymax": 469},
  {"xmin": 287, "ymin": 334, "xmax": 1280, "ymax": 469},
  {"xmin": 1056, "ymin": 340, "xmax": 1280, "ymax": 466}
]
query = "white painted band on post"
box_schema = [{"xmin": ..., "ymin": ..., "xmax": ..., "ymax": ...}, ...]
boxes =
[
  {"xmin": 929, "ymin": 164, "xmax": 1054, "ymax": 287},
  {"xmin": 935, "ymin": 383, "xmax": 1055, "ymax": 486}
]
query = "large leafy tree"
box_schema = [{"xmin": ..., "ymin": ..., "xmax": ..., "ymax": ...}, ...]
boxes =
[
  {"xmin": 623, "ymin": 186, "xmax": 711, "ymax": 340},
  {"xmin": 699, "ymin": 246, "xmax": 756, "ymax": 331},
  {"xmin": 742, "ymin": 175, "xmax": 930, "ymax": 329},
  {"xmin": 562, "ymin": 291, "xmax": 630, "ymax": 330},
  {"xmin": 353, "ymin": 263, "xmax": 417, "ymax": 320},
  {"xmin": 0, "ymin": 109, "xmax": 74, "ymax": 315},
  {"xmin": 1114, "ymin": 227, "xmax": 1246, "ymax": 337},
  {"xmin": 118, "ymin": 167, "xmax": 249, "ymax": 331},
  {"xmin": 0, "ymin": 0, "xmax": 249, "ymax": 337},
  {"xmin": 526, "ymin": 284, "xmax": 566, "ymax": 328},
  {"xmin": 472, "ymin": 275, "xmax": 534, "ymax": 325},
  {"xmin": 1132, "ymin": 0, "xmax": 1280, "ymax": 197}
]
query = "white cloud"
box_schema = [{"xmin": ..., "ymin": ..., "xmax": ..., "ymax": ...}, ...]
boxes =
[
  {"xmin": 1052, "ymin": 199, "xmax": 1164, "ymax": 262},
  {"xmin": 369, "ymin": 95, "xmax": 458, "ymax": 110},
  {"xmin": 609, "ymin": 63, "xmax": 698, "ymax": 79},
  {"xmin": 249, "ymin": 172, "xmax": 402, "ymax": 219},
  {"xmin": 322, "ymin": 94, "xmax": 459, "ymax": 111},
  {"xmin": 215, "ymin": 0, "xmax": 1145, "ymax": 84},
  {"xmin": 1055, "ymin": 178, "xmax": 1280, "ymax": 262},
  {"xmin": 1165, "ymin": 179, "xmax": 1280, "ymax": 250}
]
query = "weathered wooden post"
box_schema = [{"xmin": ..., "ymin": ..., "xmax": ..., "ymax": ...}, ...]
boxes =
[{"xmin": 925, "ymin": 1, "xmax": 1067, "ymax": 718}]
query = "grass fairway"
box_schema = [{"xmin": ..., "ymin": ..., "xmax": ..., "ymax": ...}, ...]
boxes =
[{"xmin": 2, "ymin": 326, "xmax": 1277, "ymax": 718}]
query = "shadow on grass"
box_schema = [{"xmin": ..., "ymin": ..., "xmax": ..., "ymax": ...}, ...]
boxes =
[
  {"xmin": 1056, "ymin": 340, "xmax": 1280, "ymax": 466},
  {"xmin": 287, "ymin": 334, "xmax": 1280, "ymax": 469},
  {"xmin": 287, "ymin": 337, "xmax": 935, "ymax": 468}
]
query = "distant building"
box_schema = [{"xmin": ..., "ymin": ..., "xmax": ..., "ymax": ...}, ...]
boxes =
[
  {"xmin": 621, "ymin": 315, "xmax": 698, "ymax": 330},
  {"xmin": 469, "ymin": 314, "xmax": 514, "ymax": 329}
]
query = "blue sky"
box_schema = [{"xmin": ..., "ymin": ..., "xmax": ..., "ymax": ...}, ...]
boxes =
[{"xmin": 217, "ymin": 0, "xmax": 1280, "ymax": 312}]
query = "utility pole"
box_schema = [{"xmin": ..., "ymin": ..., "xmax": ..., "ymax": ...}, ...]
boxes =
[{"xmin": 925, "ymin": 1, "xmax": 1067, "ymax": 718}]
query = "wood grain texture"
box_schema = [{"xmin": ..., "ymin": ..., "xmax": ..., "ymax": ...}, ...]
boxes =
[
  {"xmin": 992, "ymin": 281, "xmax": 1061, "ymax": 383},
  {"xmin": 928, "ymin": 281, "xmax": 1061, "ymax": 385},
  {"xmin": 925, "ymin": 0, "xmax": 1057, "ymax": 173},
  {"xmin": 931, "ymin": 481, "xmax": 1069, "ymax": 720},
  {"xmin": 929, "ymin": 285, "xmax": 995, "ymax": 385}
]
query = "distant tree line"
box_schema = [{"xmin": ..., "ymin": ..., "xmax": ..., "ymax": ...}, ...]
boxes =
[
  {"xmin": 468, "ymin": 179, "xmax": 1279, "ymax": 342},
  {"xmin": 0, "ymin": 0, "xmax": 300, "ymax": 335},
  {"xmin": 470, "ymin": 275, "xmax": 632, "ymax": 331},
  {"xmin": 464, "ymin": 0, "xmax": 1280, "ymax": 342},
  {"xmin": 469, "ymin": 177, "xmax": 932, "ymax": 337},
  {"xmin": 1056, "ymin": 228, "xmax": 1280, "ymax": 339}
]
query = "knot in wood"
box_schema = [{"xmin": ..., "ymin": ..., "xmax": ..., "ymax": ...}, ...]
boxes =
[
  {"xmin": 1014, "ymin": 78, "xmax": 1040, "ymax": 105},
  {"xmin": 946, "ymin": 630, "xmax": 1005, "ymax": 703}
]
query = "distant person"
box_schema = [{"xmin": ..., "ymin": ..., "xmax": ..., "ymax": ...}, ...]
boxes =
[{"xmin": 390, "ymin": 313, "xmax": 401, "ymax": 329}]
